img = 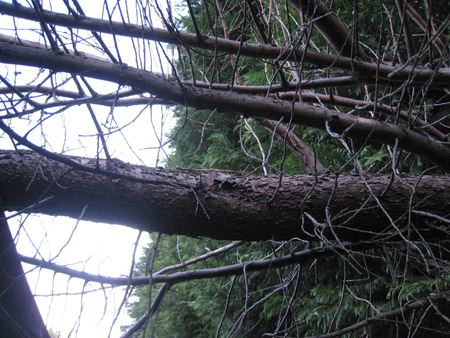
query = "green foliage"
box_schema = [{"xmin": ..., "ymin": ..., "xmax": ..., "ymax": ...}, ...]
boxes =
[
  {"xmin": 166, "ymin": 109, "xmax": 247, "ymax": 170},
  {"xmin": 387, "ymin": 275, "xmax": 450, "ymax": 303},
  {"xmin": 126, "ymin": 1, "xmax": 449, "ymax": 336},
  {"xmin": 166, "ymin": 108, "xmax": 315, "ymax": 174},
  {"xmin": 129, "ymin": 237, "xmax": 302, "ymax": 337}
]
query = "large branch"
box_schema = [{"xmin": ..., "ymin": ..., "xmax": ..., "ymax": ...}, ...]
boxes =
[
  {"xmin": 289, "ymin": 0, "xmax": 371, "ymax": 61},
  {"xmin": 1, "ymin": 150, "xmax": 449, "ymax": 242},
  {"xmin": 1, "ymin": 42, "xmax": 449, "ymax": 170},
  {"xmin": 3, "ymin": 83, "xmax": 442, "ymax": 141},
  {"xmin": 0, "ymin": 2, "xmax": 449, "ymax": 86},
  {"xmin": 277, "ymin": 92, "xmax": 447, "ymax": 141},
  {"xmin": 404, "ymin": 1, "xmax": 448, "ymax": 59}
]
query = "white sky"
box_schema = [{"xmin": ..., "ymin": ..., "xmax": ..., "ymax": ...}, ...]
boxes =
[
  {"xmin": 1, "ymin": 0, "xmax": 179, "ymax": 336},
  {"xmin": 8, "ymin": 215, "xmax": 146, "ymax": 337}
]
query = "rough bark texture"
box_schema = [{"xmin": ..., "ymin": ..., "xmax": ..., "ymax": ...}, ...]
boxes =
[
  {"xmin": 1, "ymin": 150, "xmax": 449, "ymax": 242},
  {"xmin": 1, "ymin": 2, "xmax": 450, "ymax": 86},
  {"xmin": 1, "ymin": 41, "xmax": 450, "ymax": 170}
]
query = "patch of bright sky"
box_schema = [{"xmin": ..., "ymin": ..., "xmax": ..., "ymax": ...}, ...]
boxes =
[{"xmin": 0, "ymin": 0, "xmax": 182, "ymax": 336}]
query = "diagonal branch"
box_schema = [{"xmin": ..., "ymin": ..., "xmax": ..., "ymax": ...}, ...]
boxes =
[
  {"xmin": 155, "ymin": 240, "xmax": 243, "ymax": 275},
  {"xmin": 1, "ymin": 42, "xmax": 449, "ymax": 169},
  {"xmin": 254, "ymin": 117, "xmax": 325, "ymax": 174},
  {"xmin": 120, "ymin": 283, "xmax": 170, "ymax": 338},
  {"xmin": 0, "ymin": 2, "xmax": 449, "ymax": 86},
  {"xmin": 1, "ymin": 81, "xmax": 445, "ymax": 142},
  {"xmin": 308, "ymin": 291, "xmax": 450, "ymax": 338},
  {"xmin": 277, "ymin": 92, "xmax": 447, "ymax": 141},
  {"xmin": 289, "ymin": 0, "xmax": 371, "ymax": 61},
  {"xmin": 404, "ymin": 2, "xmax": 449, "ymax": 60}
]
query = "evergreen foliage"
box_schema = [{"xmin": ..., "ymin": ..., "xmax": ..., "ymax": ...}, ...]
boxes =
[
  {"xmin": 126, "ymin": 1, "xmax": 450, "ymax": 336},
  {"xmin": 1, "ymin": 0, "xmax": 449, "ymax": 336}
]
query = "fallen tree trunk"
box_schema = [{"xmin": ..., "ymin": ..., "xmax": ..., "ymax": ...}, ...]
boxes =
[{"xmin": 0, "ymin": 150, "xmax": 449, "ymax": 241}]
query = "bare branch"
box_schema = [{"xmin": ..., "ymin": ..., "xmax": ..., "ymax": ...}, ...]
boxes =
[
  {"xmin": 289, "ymin": 0, "xmax": 371, "ymax": 61},
  {"xmin": 0, "ymin": 2, "xmax": 448, "ymax": 86},
  {"xmin": 308, "ymin": 291, "xmax": 450, "ymax": 338},
  {"xmin": 20, "ymin": 243, "xmax": 370, "ymax": 286},
  {"xmin": 1, "ymin": 43, "xmax": 449, "ymax": 169}
]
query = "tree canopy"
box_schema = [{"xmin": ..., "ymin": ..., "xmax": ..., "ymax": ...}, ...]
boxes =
[{"xmin": 0, "ymin": 0, "xmax": 449, "ymax": 337}]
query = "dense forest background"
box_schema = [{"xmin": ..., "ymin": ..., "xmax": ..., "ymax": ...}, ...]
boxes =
[{"xmin": 127, "ymin": 1, "xmax": 450, "ymax": 336}]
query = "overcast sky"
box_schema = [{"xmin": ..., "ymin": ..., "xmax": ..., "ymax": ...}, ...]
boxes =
[{"xmin": 1, "ymin": 0, "xmax": 178, "ymax": 336}]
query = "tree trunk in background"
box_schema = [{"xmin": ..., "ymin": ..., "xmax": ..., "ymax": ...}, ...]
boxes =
[
  {"xmin": 1, "ymin": 150, "xmax": 449, "ymax": 242},
  {"xmin": 0, "ymin": 213, "xmax": 50, "ymax": 338}
]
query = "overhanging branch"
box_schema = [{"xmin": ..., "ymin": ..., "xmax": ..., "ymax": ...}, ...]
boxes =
[
  {"xmin": 1, "ymin": 42, "xmax": 449, "ymax": 169},
  {"xmin": 19, "ymin": 243, "xmax": 369, "ymax": 286},
  {"xmin": 0, "ymin": 1, "xmax": 449, "ymax": 86},
  {"xmin": 1, "ymin": 150, "xmax": 450, "ymax": 241}
]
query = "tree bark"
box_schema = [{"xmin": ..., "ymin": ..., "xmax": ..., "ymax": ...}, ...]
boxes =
[
  {"xmin": 289, "ymin": 0, "xmax": 371, "ymax": 61},
  {"xmin": 1, "ymin": 150, "xmax": 449, "ymax": 242},
  {"xmin": 1, "ymin": 41, "xmax": 450, "ymax": 170},
  {"xmin": 1, "ymin": 2, "xmax": 449, "ymax": 86},
  {"xmin": 0, "ymin": 214, "xmax": 50, "ymax": 338},
  {"xmin": 253, "ymin": 117, "xmax": 325, "ymax": 175}
]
